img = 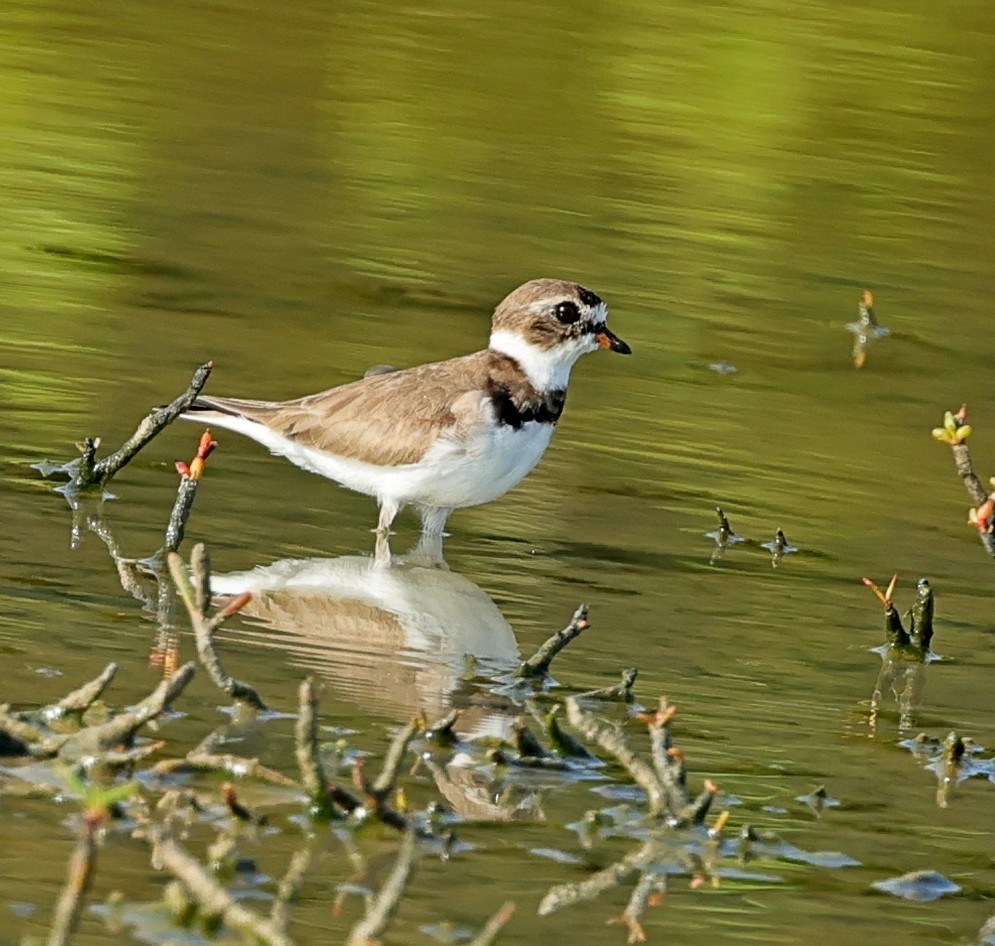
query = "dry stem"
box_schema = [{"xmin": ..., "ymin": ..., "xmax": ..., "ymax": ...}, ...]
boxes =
[
  {"xmin": 168, "ymin": 546, "xmax": 267, "ymax": 710},
  {"xmin": 345, "ymin": 828, "xmax": 417, "ymax": 946},
  {"xmin": 61, "ymin": 362, "xmax": 213, "ymax": 491},
  {"xmin": 516, "ymin": 605, "xmax": 590, "ymax": 677},
  {"xmin": 52, "ymin": 663, "xmax": 118, "ymax": 714},
  {"xmin": 57, "ymin": 662, "xmax": 196, "ymax": 761},
  {"xmin": 47, "ymin": 820, "xmax": 98, "ymax": 946},
  {"xmin": 565, "ymin": 699, "xmax": 668, "ymax": 817},
  {"xmin": 294, "ymin": 676, "xmax": 340, "ymax": 818},
  {"xmin": 150, "ymin": 827, "xmax": 294, "ymax": 946}
]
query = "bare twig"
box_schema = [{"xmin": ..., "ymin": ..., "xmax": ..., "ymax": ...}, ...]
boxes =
[
  {"xmin": 107, "ymin": 363, "xmax": 213, "ymax": 487},
  {"xmin": 539, "ymin": 838, "xmax": 656, "ymax": 916},
  {"xmin": 468, "ymin": 900, "xmax": 516, "ymax": 946},
  {"xmin": 543, "ymin": 705, "xmax": 600, "ymax": 761},
  {"xmin": 640, "ymin": 700, "xmax": 688, "ymax": 814},
  {"xmin": 161, "ymin": 430, "xmax": 218, "ymax": 555},
  {"xmin": 47, "ymin": 818, "xmax": 99, "ymax": 946},
  {"xmin": 271, "ymin": 846, "xmax": 313, "ymax": 935},
  {"xmin": 421, "ymin": 709, "xmax": 460, "ymax": 746},
  {"xmin": 162, "ymin": 475, "xmax": 202, "ymax": 555},
  {"xmin": 979, "ymin": 908, "xmax": 995, "ymax": 944},
  {"xmin": 99, "ymin": 740, "xmax": 167, "ymax": 769},
  {"xmin": 294, "ymin": 677, "xmax": 341, "ymax": 818},
  {"xmin": 565, "ymin": 699, "xmax": 668, "ymax": 817},
  {"xmin": 0, "ymin": 707, "xmax": 63, "ymax": 756},
  {"xmin": 149, "ymin": 827, "xmax": 295, "ymax": 946},
  {"xmin": 577, "ymin": 668, "xmax": 639, "ymax": 703},
  {"xmin": 52, "ymin": 663, "xmax": 118, "ymax": 714},
  {"xmin": 950, "ymin": 442, "xmax": 995, "ymax": 557},
  {"xmin": 516, "ymin": 605, "xmax": 590, "ymax": 677},
  {"xmin": 168, "ymin": 546, "xmax": 267, "ymax": 710},
  {"xmin": 50, "ymin": 362, "xmax": 214, "ymax": 491},
  {"xmin": 57, "ymin": 662, "xmax": 196, "ymax": 761},
  {"xmin": 332, "ymin": 720, "xmax": 427, "ymax": 833},
  {"xmin": 674, "ymin": 779, "xmax": 718, "ymax": 826},
  {"xmin": 371, "ymin": 719, "xmax": 418, "ymax": 797},
  {"xmin": 511, "ymin": 716, "xmax": 552, "ymax": 759},
  {"xmin": 612, "ymin": 871, "xmax": 666, "ymax": 944},
  {"xmin": 932, "ymin": 406, "xmax": 995, "ymax": 558},
  {"xmin": 345, "ymin": 828, "xmax": 418, "ymax": 946},
  {"xmin": 950, "ymin": 441, "xmax": 989, "ymax": 507}
]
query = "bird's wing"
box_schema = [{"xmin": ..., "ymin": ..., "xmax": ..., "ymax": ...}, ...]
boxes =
[{"xmin": 191, "ymin": 352, "xmax": 494, "ymax": 467}]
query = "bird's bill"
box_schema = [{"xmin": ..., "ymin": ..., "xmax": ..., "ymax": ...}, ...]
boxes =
[{"xmin": 595, "ymin": 326, "xmax": 632, "ymax": 354}]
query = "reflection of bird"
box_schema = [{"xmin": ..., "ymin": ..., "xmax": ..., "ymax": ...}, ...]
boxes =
[
  {"xmin": 212, "ymin": 547, "xmax": 520, "ymax": 728},
  {"xmin": 185, "ymin": 279, "xmax": 630, "ymax": 536}
]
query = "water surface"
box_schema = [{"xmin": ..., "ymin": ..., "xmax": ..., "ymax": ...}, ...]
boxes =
[{"xmin": 3, "ymin": 1, "xmax": 995, "ymax": 943}]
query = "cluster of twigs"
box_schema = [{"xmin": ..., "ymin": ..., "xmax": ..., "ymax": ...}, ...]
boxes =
[
  {"xmin": 858, "ymin": 511, "xmax": 995, "ymax": 821},
  {"xmin": 705, "ymin": 507, "xmax": 798, "ymax": 567},
  {"xmin": 25, "ymin": 362, "xmax": 995, "ymax": 945},
  {"xmin": 24, "ymin": 374, "xmax": 737, "ymax": 944},
  {"xmin": 24, "ymin": 539, "xmax": 733, "ymax": 946},
  {"xmin": 11, "ymin": 537, "xmax": 522, "ymax": 946},
  {"xmin": 861, "ymin": 574, "xmax": 934, "ymax": 660},
  {"xmin": 535, "ymin": 699, "xmax": 722, "ymax": 943}
]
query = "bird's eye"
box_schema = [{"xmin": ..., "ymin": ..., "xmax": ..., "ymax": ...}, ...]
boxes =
[{"xmin": 554, "ymin": 301, "xmax": 581, "ymax": 324}]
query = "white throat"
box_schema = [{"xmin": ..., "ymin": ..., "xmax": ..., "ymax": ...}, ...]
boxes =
[{"xmin": 488, "ymin": 329, "xmax": 592, "ymax": 391}]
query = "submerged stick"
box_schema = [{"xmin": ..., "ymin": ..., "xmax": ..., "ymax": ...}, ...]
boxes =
[
  {"xmin": 516, "ymin": 605, "xmax": 590, "ymax": 677},
  {"xmin": 154, "ymin": 728, "xmax": 297, "ymax": 786},
  {"xmin": 468, "ymin": 901, "xmax": 516, "ymax": 946},
  {"xmin": 85, "ymin": 514, "xmax": 157, "ymax": 607},
  {"xmin": 57, "ymin": 662, "xmax": 196, "ymax": 761},
  {"xmin": 52, "ymin": 663, "xmax": 118, "ymax": 714},
  {"xmin": 577, "ymin": 668, "xmax": 639, "ymax": 703}
]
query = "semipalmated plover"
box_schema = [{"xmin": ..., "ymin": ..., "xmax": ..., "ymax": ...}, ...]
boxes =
[{"xmin": 185, "ymin": 278, "xmax": 630, "ymax": 535}]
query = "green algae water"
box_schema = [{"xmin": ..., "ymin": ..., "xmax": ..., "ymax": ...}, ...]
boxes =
[{"xmin": 3, "ymin": 0, "xmax": 995, "ymax": 943}]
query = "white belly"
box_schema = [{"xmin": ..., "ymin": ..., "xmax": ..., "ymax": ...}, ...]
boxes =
[{"xmin": 204, "ymin": 413, "xmax": 556, "ymax": 510}]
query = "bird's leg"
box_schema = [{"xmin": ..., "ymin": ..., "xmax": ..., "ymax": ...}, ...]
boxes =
[
  {"xmin": 373, "ymin": 530, "xmax": 392, "ymax": 567},
  {"xmin": 406, "ymin": 532, "xmax": 447, "ymax": 568},
  {"xmin": 374, "ymin": 499, "xmax": 400, "ymax": 535},
  {"xmin": 418, "ymin": 505, "xmax": 452, "ymax": 537},
  {"xmin": 372, "ymin": 499, "xmax": 400, "ymax": 567}
]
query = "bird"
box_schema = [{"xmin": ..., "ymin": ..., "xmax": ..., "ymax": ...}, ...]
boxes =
[{"xmin": 184, "ymin": 278, "xmax": 630, "ymax": 537}]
